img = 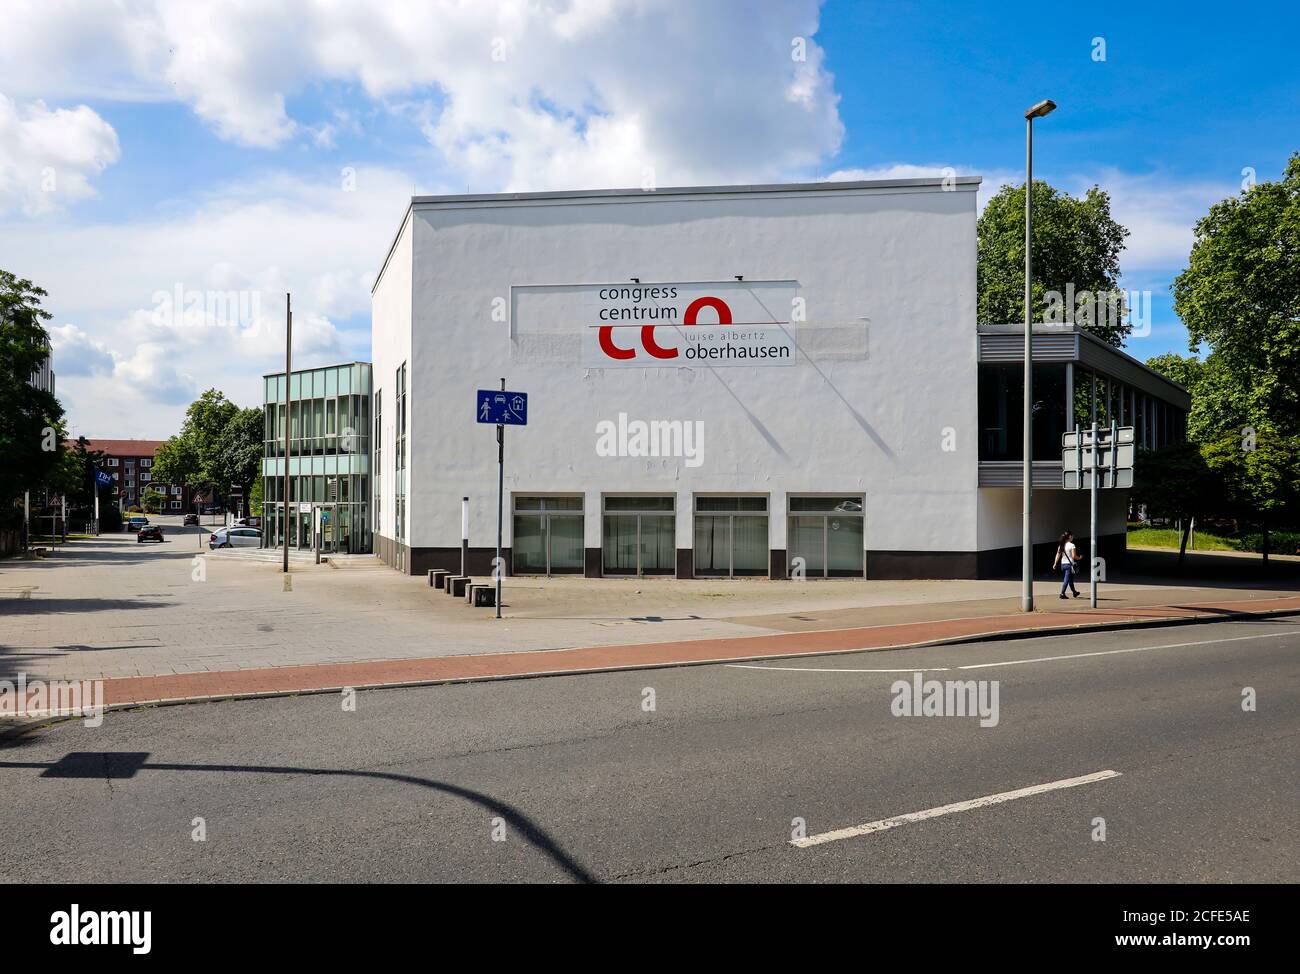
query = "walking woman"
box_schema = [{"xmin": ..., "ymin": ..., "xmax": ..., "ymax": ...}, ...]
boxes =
[{"xmin": 1054, "ymin": 531, "xmax": 1080, "ymax": 599}]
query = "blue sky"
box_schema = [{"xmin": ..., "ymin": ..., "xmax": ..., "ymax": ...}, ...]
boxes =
[{"xmin": 1, "ymin": 0, "xmax": 1295, "ymax": 437}]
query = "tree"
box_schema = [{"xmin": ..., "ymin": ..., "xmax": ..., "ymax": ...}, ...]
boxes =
[
  {"xmin": 155, "ymin": 390, "xmax": 263, "ymax": 517},
  {"xmin": 142, "ymin": 487, "xmax": 164, "ymax": 515},
  {"xmin": 152, "ymin": 434, "xmax": 203, "ymax": 504},
  {"xmin": 1200, "ymin": 425, "xmax": 1300, "ymax": 564},
  {"xmin": 1131, "ymin": 442, "xmax": 1223, "ymax": 567},
  {"xmin": 978, "ymin": 181, "xmax": 1132, "ymax": 346},
  {"xmin": 1173, "ymin": 153, "xmax": 1300, "ymax": 439},
  {"xmin": 0, "ymin": 269, "xmax": 66, "ymax": 529},
  {"xmin": 249, "ymin": 476, "xmax": 263, "ymax": 516},
  {"xmin": 1145, "ymin": 352, "xmax": 1251, "ymax": 445},
  {"xmin": 213, "ymin": 406, "xmax": 264, "ymax": 517}
]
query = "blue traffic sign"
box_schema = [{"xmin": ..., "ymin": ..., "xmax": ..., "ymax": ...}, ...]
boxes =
[{"xmin": 476, "ymin": 389, "xmax": 528, "ymax": 425}]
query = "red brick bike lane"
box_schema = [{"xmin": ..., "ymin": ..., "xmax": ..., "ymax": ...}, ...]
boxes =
[{"xmin": 94, "ymin": 593, "xmax": 1300, "ymax": 710}]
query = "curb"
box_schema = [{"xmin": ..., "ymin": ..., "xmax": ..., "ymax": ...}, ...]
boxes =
[{"xmin": 10, "ymin": 600, "xmax": 1296, "ymax": 727}]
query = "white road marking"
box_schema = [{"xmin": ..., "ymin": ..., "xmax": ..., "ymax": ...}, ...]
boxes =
[
  {"xmin": 791, "ymin": 770, "xmax": 1122, "ymax": 848},
  {"xmin": 727, "ymin": 664, "xmax": 949, "ymax": 673},
  {"xmin": 957, "ymin": 629, "xmax": 1297, "ymax": 670}
]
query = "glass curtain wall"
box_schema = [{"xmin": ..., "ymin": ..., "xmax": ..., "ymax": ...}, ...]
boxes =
[
  {"xmin": 512, "ymin": 496, "xmax": 584, "ymax": 575},
  {"xmin": 262, "ymin": 363, "xmax": 372, "ymax": 554},
  {"xmin": 693, "ymin": 496, "xmax": 768, "ymax": 577},
  {"xmin": 602, "ymin": 496, "xmax": 675, "ymax": 575},
  {"xmin": 787, "ymin": 496, "xmax": 864, "ymax": 577}
]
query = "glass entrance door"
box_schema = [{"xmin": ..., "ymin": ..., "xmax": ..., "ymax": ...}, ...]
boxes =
[{"xmin": 316, "ymin": 505, "xmax": 337, "ymax": 554}]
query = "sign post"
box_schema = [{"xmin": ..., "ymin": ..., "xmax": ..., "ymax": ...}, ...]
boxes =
[
  {"xmin": 1061, "ymin": 424, "xmax": 1134, "ymax": 608},
  {"xmin": 461, "ymin": 496, "xmax": 469, "ymax": 578},
  {"xmin": 93, "ymin": 468, "xmax": 112, "ymax": 536},
  {"xmin": 476, "ymin": 384, "xmax": 528, "ymax": 619}
]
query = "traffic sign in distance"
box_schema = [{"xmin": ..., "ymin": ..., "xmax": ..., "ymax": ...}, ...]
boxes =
[
  {"xmin": 1062, "ymin": 426, "xmax": 1135, "ymax": 449},
  {"xmin": 1062, "ymin": 443, "xmax": 1135, "ymax": 471},
  {"xmin": 1063, "ymin": 468, "xmax": 1134, "ymax": 490},
  {"xmin": 477, "ymin": 389, "xmax": 528, "ymax": 425}
]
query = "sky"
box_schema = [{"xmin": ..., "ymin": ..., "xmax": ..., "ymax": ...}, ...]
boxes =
[{"xmin": 1, "ymin": 0, "xmax": 1296, "ymax": 439}]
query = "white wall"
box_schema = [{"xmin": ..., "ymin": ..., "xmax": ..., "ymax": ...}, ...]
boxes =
[
  {"xmin": 387, "ymin": 182, "xmax": 980, "ymax": 557},
  {"xmin": 977, "ymin": 487, "xmax": 1129, "ymax": 551},
  {"xmin": 370, "ymin": 209, "xmax": 413, "ymax": 544}
]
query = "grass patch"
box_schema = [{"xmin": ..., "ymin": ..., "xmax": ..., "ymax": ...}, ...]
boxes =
[{"xmin": 1126, "ymin": 526, "xmax": 1239, "ymax": 551}]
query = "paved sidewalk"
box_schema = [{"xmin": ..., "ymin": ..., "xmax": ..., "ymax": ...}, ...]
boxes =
[
  {"xmin": 72, "ymin": 592, "xmax": 1300, "ymax": 709},
  {"xmin": 4, "ymin": 524, "xmax": 1298, "ymax": 699}
]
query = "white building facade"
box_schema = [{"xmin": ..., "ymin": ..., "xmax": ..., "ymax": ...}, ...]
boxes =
[{"xmin": 369, "ymin": 178, "xmax": 1188, "ymax": 579}]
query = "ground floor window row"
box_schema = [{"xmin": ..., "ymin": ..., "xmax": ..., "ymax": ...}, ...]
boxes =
[{"xmin": 512, "ymin": 494, "xmax": 865, "ymax": 578}]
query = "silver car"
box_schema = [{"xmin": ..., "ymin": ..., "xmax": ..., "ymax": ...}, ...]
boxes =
[{"xmin": 209, "ymin": 527, "xmax": 261, "ymax": 549}]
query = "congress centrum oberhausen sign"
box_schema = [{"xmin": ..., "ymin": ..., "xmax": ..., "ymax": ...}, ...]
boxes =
[{"xmin": 515, "ymin": 280, "xmax": 799, "ymax": 368}]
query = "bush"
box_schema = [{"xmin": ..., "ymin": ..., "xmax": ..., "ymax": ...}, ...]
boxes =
[
  {"xmin": 1238, "ymin": 531, "xmax": 1300, "ymax": 555},
  {"xmin": 100, "ymin": 506, "xmax": 123, "ymax": 533}
]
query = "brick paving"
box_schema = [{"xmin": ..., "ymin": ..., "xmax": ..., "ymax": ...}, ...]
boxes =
[
  {"xmin": 87, "ymin": 592, "xmax": 1300, "ymax": 707},
  {"xmin": 3, "ymin": 520, "xmax": 1299, "ymax": 709}
]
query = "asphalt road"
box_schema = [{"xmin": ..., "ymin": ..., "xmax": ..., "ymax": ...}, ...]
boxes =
[{"xmin": 1, "ymin": 615, "xmax": 1295, "ymax": 883}]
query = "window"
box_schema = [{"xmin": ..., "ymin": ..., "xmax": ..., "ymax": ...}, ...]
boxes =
[
  {"xmin": 602, "ymin": 496, "xmax": 675, "ymax": 576},
  {"xmin": 172, "ymin": 486, "xmax": 182, "ymax": 495},
  {"xmin": 787, "ymin": 496, "xmax": 864, "ymax": 578},
  {"xmin": 513, "ymin": 496, "xmax": 584, "ymax": 575},
  {"xmin": 394, "ymin": 364, "xmax": 406, "ymax": 546},
  {"xmin": 140, "ymin": 458, "xmax": 152, "ymax": 468},
  {"xmin": 373, "ymin": 389, "xmax": 382, "ymax": 531},
  {"xmin": 141, "ymin": 473, "xmax": 151, "ymax": 482},
  {"xmin": 106, "ymin": 458, "xmax": 118, "ymax": 467},
  {"xmin": 978, "ymin": 364, "xmax": 1067, "ymax": 461},
  {"xmin": 694, "ymin": 496, "xmax": 768, "ymax": 577}
]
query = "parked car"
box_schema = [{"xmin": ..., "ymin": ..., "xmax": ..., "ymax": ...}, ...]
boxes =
[
  {"xmin": 209, "ymin": 527, "xmax": 261, "ymax": 549},
  {"xmin": 125, "ymin": 515, "xmax": 150, "ymax": 532},
  {"xmin": 183, "ymin": 513, "xmax": 200, "ymax": 526},
  {"xmin": 137, "ymin": 525, "xmax": 164, "ymax": 543},
  {"xmin": 232, "ymin": 516, "xmax": 262, "ymax": 529}
]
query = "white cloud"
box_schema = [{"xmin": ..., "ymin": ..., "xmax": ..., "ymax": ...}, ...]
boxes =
[
  {"xmin": 826, "ymin": 163, "xmax": 1019, "ymax": 212},
  {"xmin": 12, "ymin": 166, "xmax": 409, "ymax": 436},
  {"xmin": 1072, "ymin": 169, "xmax": 1235, "ymax": 275},
  {"xmin": 46, "ymin": 323, "xmax": 115, "ymax": 376},
  {"xmin": 0, "ymin": 0, "xmax": 842, "ymax": 187},
  {"xmin": 0, "ymin": 94, "xmax": 120, "ymax": 215}
]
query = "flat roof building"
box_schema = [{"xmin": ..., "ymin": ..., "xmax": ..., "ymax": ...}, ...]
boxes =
[
  {"xmin": 366, "ymin": 178, "xmax": 1188, "ymax": 579},
  {"xmin": 260, "ymin": 362, "xmax": 373, "ymax": 555}
]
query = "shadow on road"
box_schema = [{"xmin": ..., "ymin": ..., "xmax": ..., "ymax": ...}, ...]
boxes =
[{"xmin": 1, "ymin": 750, "xmax": 598, "ymax": 884}]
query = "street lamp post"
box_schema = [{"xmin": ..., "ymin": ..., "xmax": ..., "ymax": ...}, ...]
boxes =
[{"xmin": 1022, "ymin": 98, "xmax": 1056, "ymax": 613}]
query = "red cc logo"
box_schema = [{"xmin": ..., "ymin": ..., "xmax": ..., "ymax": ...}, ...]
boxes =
[{"xmin": 598, "ymin": 296, "xmax": 733, "ymax": 360}]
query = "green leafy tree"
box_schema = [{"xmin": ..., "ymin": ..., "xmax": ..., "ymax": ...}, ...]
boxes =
[
  {"xmin": 1173, "ymin": 153, "xmax": 1300, "ymax": 439},
  {"xmin": 152, "ymin": 433, "xmax": 203, "ymax": 504},
  {"xmin": 142, "ymin": 487, "xmax": 164, "ymax": 515},
  {"xmin": 155, "ymin": 390, "xmax": 263, "ymax": 517},
  {"xmin": 1145, "ymin": 352, "xmax": 1251, "ymax": 445},
  {"xmin": 1132, "ymin": 442, "xmax": 1224, "ymax": 567},
  {"xmin": 978, "ymin": 181, "xmax": 1132, "ymax": 346},
  {"xmin": 1200, "ymin": 425, "xmax": 1300, "ymax": 563},
  {"xmin": 1, "ymin": 270, "xmax": 66, "ymax": 529},
  {"xmin": 249, "ymin": 476, "xmax": 263, "ymax": 516},
  {"xmin": 213, "ymin": 406, "xmax": 264, "ymax": 517}
]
